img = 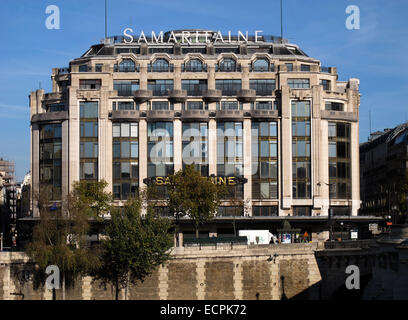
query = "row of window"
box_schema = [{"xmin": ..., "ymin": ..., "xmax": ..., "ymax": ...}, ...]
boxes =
[{"xmin": 98, "ymin": 58, "xmax": 320, "ymax": 74}]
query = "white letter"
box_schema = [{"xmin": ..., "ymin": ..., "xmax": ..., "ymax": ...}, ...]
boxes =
[
  {"xmin": 123, "ymin": 28, "xmax": 134, "ymax": 43},
  {"xmin": 345, "ymin": 5, "xmax": 360, "ymax": 30},
  {"xmin": 228, "ymin": 31, "xmax": 231, "ymax": 42},
  {"xmin": 45, "ymin": 265, "xmax": 60, "ymax": 290},
  {"xmin": 138, "ymin": 31, "xmax": 148, "ymax": 43},
  {"xmin": 204, "ymin": 31, "xmax": 211, "ymax": 43},
  {"xmin": 214, "ymin": 31, "xmax": 224, "ymax": 43},
  {"xmin": 345, "ymin": 265, "xmax": 360, "ymax": 289},
  {"xmin": 45, "ymin": 5, "xmax": 60, "ymax": 30},
  {"xmin": 238, "ymin": 31, "xmax": 248, "ymax": 43},
  {"xmin": 182, "ymin": 31, "xmax": 191, "ymax": 44},
  {"xmin": 255, "ymin": 30, "xmax": 263, "ymax": 42},
  {"xmin": 167, "ymin": 31, "xmax": 177, "ymax": 43},
  {"xmin": 151, "ymin": 31, "xmax": 164, "ymax": 43}
]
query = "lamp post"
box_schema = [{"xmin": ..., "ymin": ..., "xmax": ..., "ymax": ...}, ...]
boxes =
[
  {"xmin": 340, "ymin": 222, "xmax": 344, "ymax": 241},
  {"xmin": 318, "ymin": 181, "xmax": 334, "ymax": 241}
]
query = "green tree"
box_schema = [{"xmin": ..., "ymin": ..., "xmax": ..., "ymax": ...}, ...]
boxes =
[
  {"xmin": 26, "ymin": 182, "xmax": 103, "ymax": 300},
  {"xmin": 167, "ymin": 165, "xmax": 225, "ymax": 239},
  {"xmin": 93, "ymin": 196, "xmax": 173, "ymax": 300}
]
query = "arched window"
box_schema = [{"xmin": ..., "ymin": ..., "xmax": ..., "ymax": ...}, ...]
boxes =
[
  {"xmin": 218, "ymin": 58, "xmax": 237, "ymax": 72},
  {"xmin": 119, "ymin": 59, "xmax": 135, "ymax": 72},
  {"xmin": 252, "ymin": 59, "xmax": 269, "ymax": 72},
  {"xmin": 151, "ymin": 58, "xmax": 169, "ymax": 72},
  {"xmin": 185, "ymin": 59, "xmax": 203, "ymax": 72}
]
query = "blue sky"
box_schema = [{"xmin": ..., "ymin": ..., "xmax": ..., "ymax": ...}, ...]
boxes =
[{"xmin": 0, "ymin": 0, "xmax": 407, "ymax": 180}]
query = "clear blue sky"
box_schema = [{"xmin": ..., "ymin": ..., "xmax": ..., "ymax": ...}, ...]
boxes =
[{"xmin": 0, "ymin": 0, "xmax": 407, "ymax": 180}]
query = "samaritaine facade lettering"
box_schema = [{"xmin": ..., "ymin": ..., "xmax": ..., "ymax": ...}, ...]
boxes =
[{"xmin": 123, "ymin": 30, "xmax": 264, "ymax": 44}]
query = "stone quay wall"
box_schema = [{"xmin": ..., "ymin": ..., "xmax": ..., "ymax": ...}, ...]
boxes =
[{"xmin": 0, "ymin": 243, "xmax": 322, "ymax": 300}]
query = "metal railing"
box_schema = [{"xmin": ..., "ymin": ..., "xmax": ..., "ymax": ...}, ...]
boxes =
[{"xmin": 183, "ymin": 236, "xmax": 248, "ymax": 247}]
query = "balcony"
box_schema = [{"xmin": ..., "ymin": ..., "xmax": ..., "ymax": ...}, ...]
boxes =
[
  {"xmin": 133, "ymin": 89, "xmax": 153, "ymax": 103},
  {"xmin": 237, "ymin": 89, "xmax": 256, "ymax": 103},
  {"xmin": 31, "ymin": 111, "xmax": 69, "ymax": 124},
  {"xmin": 147, "ymin": 110, "xmax": 175, "ymax": 121},
  {"xmin": 181, "ymin": 110, "xmax": 209, "ymax": 121},
  {"xmin": 202, "ymin": 89, "xmax": 222, "ymax": 103},
  {"xmin": 168, "ymin": 89, "xmax": 187, "ymax": 103},
  {"xmin": 251, "ymin": 109, "xmax": 279, "ymax": 119},
  {"xmin": 109, "ymin": 110, "xmax": 140, "ymax": 121},
  {"xmin": 320, "ymin": 110, "xmax": 358, "ymax": 122},
  {"xmin": 215, "ymin": 110, "xmax": 245, "ymax": 120}
]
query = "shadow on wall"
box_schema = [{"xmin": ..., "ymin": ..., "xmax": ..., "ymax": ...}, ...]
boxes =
[{"xmin": 288, "ymin": 256, "xmax": 374, "ymax": 300}]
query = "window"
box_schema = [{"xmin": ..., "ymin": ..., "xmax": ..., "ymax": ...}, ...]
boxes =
[
  {"xmin": 250, "ymin": 79, "xmax": 275, "ymax": 96},
  {"xmin": 253, "ymin": 101, "xmax": 277, "ymax": 110},
  {"xmin": 215, "ymin": 47, "xmax": 239, "ymax": 54},
  {"xmin": 293, "ymin": 207, "xmax": 311, "ymax": 216},
  {"xmin": 216, "ymin": 58, "xmax": 239, "ymax": 72},
  {"xmin": 80, "ymin": 102, "xmax": 98, "ymax": 181},
  {"xmin": 118, "ymin": 59, "xmax": 136, "ymax": 72},
  {"xmin": 253, "ymin": 206, "xmax": 278, "ymax": 216},
  {"xmin": 182, "ymin": 47, "xmax": 206, "ymax": 54},
  {"xmin": 149, "ymin": 47, "xmax": 174, "ymax": 54},
  {"xmin": 252, "ymin": 122, "xmax": 278, "ymax": 199},
  {"xmin": 79, "ymin": 79, "xmax": 101, "ymax": 90},
  {"xmin": 288, "ymin": 79, "xmax": 310, "ymax": 89},
  {"xmin": 286, "ymin": 63, "xmax": 293, "ymax": 72},
  {"xmin": 292, "ymin": 101, "xmax": 311, "ymax": 199},
  {"xmin": 217, "ymin": 122, "xmax": 243, "ymax": 199},
  {"xmin": 45, "ymin": 103, "xmax": 64, "ymax": 112},
  {"xmin": 301, "ymin": 64, "xmax": 310, "ymax": 72},
  {"xmin": 252, "ymin": 59, "xmax": 271, "ymax": 72},
  {"xmin": 182, "ymin": 122, "xmax": 208, "ymax": 176},
  {"xmin": 79, "ymin": 65, "xmax": 89, "ymax": 72},
  {"xmin": 113, "ymin": 122, "xmax": 139, "ymax": 200},
  {"xmin": 328, "ymin": 122, "xmax": 351, "ymax": 199},
  {"xmin": 182, "ymin": 80, "xmax": 207, "ymax": 96},
  {"xmin": 325, "ymin": 101, "xmax": 344, "ymax": 111},
  {"xmin": 182, "ymin": 59, "xmax": 206, "ymax": 72},
  {"xmin": 148, "ymin": 58, "xmax": 173, "ymax": 72},
  {"xmin": 114, "ymin": 80, "xmax": 139, "ymax": 96},
  {"xmin": 112, "ymin": 101, "xmax": 138, "ymax": 111},
  {"xmin": 320, "ymin": 79, "xmax": 331, "ymax": 91},
  {"xmin": 217, "ymin": 101, "xmax": 242, "ymax": 110},
  {"xmin": 217, "ymin": 206, "xmax": 244, "ymax": 217},
  {"xmin": 148, "ymin": 80, "xmax": 173, "ymax": 96},
  {"xmin": 184, "ymin": 101, "xmax": 206, "ymax": 110},
  {"xmin": 216, "ymin": 80, "xmax": 242, "ymax": 96},
  {"xmin": 39, "ymin": 124, "xmax": 62, "ymax": 200},
  {"xmin": 151, "ymin": 101, "xmax": 173, "ymax": 110},
  {"xmin": 95, "ymin": 64, "xmax": 103, "ymax": 72}
]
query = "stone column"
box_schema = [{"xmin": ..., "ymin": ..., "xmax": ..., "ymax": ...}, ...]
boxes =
[
  {"xmin": 233, "ymin": 260, "xmax": 243, "ymax": 300},
  {"xmin": 351, "ymin": 121, "xmax": 360, "ymax": 216},
  {"xmin": 319, "ymin": 120, "xmax": 329, "ymax": 216},
  {"xmin": 280, "ymin": 85, "xmax": 292, "ymax": 211},
  {"xmin": 139, "ymin": 119, "xmax": 148, "ymax": 189},
  {"xmin": 68, "ymin": 87, "xmax": 80, "ymax": 188},
  {"xmin": 311, "ymin": 86, "xmax": 322, "ymax": 213},
  {"xmin": 243, "ymin": 118, "xmax": 252, "ymax": 213},
  {"xmin": 99, "ymin": 89, "xmax": 112, "ymax": 190},
  {"xmin": 173, "ymin": 119, "xmax": 182, "ymax": 172},
  {"xmin": 208, "ymin": 119, "xmax": 217, "ymax": 176},
  {"xmin": 82, "ymin": 276, "xmax": 93, "ymax": 300},
  {"xmin": 31, "ymin": 124, "xmax": 40, "ymax": 217},
  {"xmin": 61, "ymin": 120, "xmax": 69, "ymax": 200},
  {"xmin": 196, "ymin": 260, "xmax": 206, "ymax": 300},
  {"xmin": 158, "ymin": 264, "xmax": 169, "ymax": 300}
]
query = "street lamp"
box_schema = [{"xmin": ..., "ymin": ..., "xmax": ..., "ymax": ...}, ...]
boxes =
[
  {"xmin": 340, "ymin": 222, "xmax": 344, "ymax": 241},
  {"xmin": 317, "ymin": 181, "xmax": 335, "ymax": 241}
]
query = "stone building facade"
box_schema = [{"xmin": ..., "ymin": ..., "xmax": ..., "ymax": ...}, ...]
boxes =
[{"xmin": 29, "ymin": 30, "xmax": 361, "ymax": 237}]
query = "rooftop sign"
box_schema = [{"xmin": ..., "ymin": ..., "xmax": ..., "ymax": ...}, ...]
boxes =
[{"xmin": 122, "ymin": 29, "xmax": 265, "ymax": 44}]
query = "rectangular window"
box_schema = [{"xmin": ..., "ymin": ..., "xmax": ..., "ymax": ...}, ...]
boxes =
[
  {"xmin": 182, "ymin": 80, "xmax": 207, "ymax": 96},
  {"xmin": 288, "ymin": 79, "xmax": 310, "ymax": 89},
  {"xmin": 215, "ymin": 80, "xmax": 242, "ymax": 96},
  {"xmin": 80, "ymin": 102, "xmax": 98, "ymax": 181},
  {"xmin": 79, "ymin": 79, "xmax": 101, "ymax": 90},
  {"xmin": 249, "ymin": 79, "xmax": 276, "ymax": 96},
  {"xmin": 114, "ymin": 80, "xmax": 139, "ymax": 96},
  {"xmin": 325, "ymin": 101, "xmax": 344, "ymax": 111},
  {"xmin": 320, "ymin": 79, "xmax": 331, "ymax": 91},
  {"xmin": 328, "ymin": 122, "xmax": 351, "ymax": 199},
  {"xmin": 292, "ymin": 101, "xmax": 311, "ymax": 199},
  {"xmin": 112, "ymin": 122, "xmax": 139, "ymax": 200},
  {"xmin": 148, "ymin": 80, "xmax": 173, "ymax": 96}
]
